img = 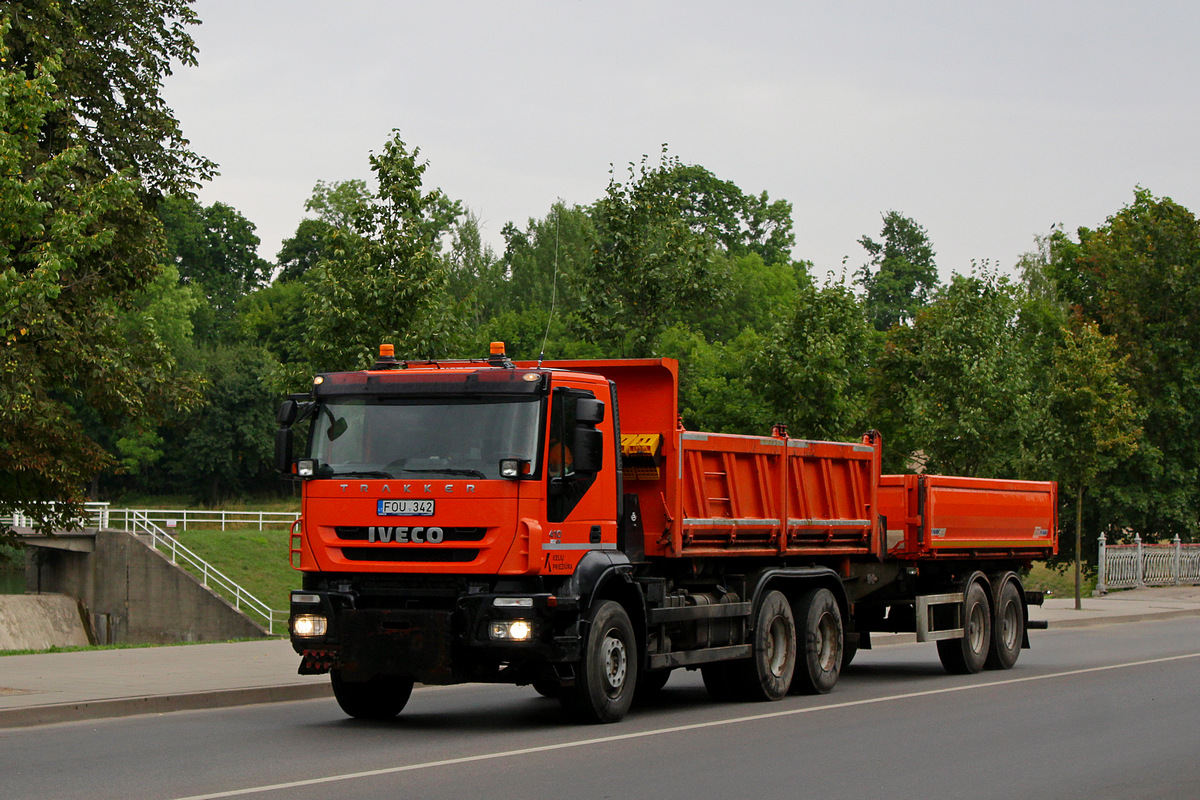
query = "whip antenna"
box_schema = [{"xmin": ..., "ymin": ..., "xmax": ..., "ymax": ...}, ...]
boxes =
[{"xmin": 537, "ymin": 202, "xmax": 562, "ymax": 367}]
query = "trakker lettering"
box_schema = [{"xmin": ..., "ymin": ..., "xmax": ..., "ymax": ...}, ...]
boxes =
[{"xmin": 368, "ymin": 526, "xmax": 445, "ymax": 544}]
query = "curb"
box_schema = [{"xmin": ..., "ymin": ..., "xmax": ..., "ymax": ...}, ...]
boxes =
[
  {"xmin": 0, "ymin": 682, "xmax": 332, "ymax": 729},
  {"xmin": 1038, "ymin": 607, "xmax": 1200, "ymax": 629}
]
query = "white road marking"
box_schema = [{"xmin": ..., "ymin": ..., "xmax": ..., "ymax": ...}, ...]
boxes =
[{"xmin": 169, "ymin": 651, "xmax": 1200, "ymax": 800}]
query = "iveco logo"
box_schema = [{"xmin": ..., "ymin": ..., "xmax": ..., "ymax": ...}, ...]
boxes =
[{"xmin": 368, "ymin": 526, "xmax": 444, "ymax": 544}]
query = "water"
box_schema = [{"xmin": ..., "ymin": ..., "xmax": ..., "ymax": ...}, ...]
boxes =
[{"xmin": 0, "ymin": 571, "xmax": 25, "ymax": 594}]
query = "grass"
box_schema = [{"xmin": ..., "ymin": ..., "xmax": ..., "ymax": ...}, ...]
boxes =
[
  {"xmin": 173, "ymin": 528, "xmax": 302, "ymax": 613},
  {"xmin": 112, "ymin": 493, "xmax": 300, "ymax": 512},
  {"xmin": 1023, "ymin": 562, "xmax": 1096, "ymax": 598}
]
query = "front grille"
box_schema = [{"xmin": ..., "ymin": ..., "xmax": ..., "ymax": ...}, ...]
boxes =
[
  {"xmin": 334, "ymin": 526, "xmax": 486, "ymax": 542},
  {"xmin": 341, "ymin": 547, "xmax": 480, "ymax": 563}
]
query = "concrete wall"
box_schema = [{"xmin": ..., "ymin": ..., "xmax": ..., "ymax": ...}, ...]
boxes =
[
  {"xmin": 0, "ymin": 594, "xmax": 91, "ymax": 651},
  {"xmin": 24, "ymin": 530, "xmax": 268, "ymax": 645}
]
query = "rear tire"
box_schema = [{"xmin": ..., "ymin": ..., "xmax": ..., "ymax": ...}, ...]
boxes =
[
  {"xmin": 789, "ymin": 588, "xmax": 843, "ymax": 694},
  {"xmin": 561, "ymin": 600, "xmax": 638, "ymax": 723},
  {"xmin": 937, "ymin": 581, "xmax": 991, "ymax": 675},
  {"xmin": 732, "ymin": 590, "xmax": 796, "ymax": 701},
  {"xmin": 330, "ymin": 671, "xmax": 414, "ymax": 720},
  {"xmin": 985, "ymin": 580, "xmax": 1024, "ymax": 670}
]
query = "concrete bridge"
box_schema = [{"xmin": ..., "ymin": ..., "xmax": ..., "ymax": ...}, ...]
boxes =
[{"xmin": 3, "ymin": 524, "xmax": 271, "ymax": 650}]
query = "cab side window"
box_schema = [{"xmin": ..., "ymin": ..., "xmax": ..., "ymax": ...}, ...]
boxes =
[{"xmin": 547, "ymin": 389, "xmax": 598, "ymax": 522}]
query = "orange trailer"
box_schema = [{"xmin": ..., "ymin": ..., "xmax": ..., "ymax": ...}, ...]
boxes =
[{"xmin": 278, "ymin": 346, "xmax": 1057, "ymax": 723}]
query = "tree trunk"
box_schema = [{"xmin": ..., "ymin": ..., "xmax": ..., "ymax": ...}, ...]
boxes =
[{"xmin": 1074, "ymin": 484, "xmax": 1084, "ymax": 610}]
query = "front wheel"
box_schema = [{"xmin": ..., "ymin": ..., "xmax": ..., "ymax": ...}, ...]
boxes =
[
  {"xmin": 561, "ymin": 600, "xmax": 638, "ymax": 723},
  {"xmin": 330, "ymin": 671, "xmax": 414, "ymax": 720},
  {"xmin": 937, "ymin": 581, "xmax": 992, "ymax": 675}
]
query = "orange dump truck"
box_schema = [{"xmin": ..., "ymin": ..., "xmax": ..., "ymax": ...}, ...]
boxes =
[{"xmin": 277, "ymin": 345, "xmax": 1057, "ymax": 723}]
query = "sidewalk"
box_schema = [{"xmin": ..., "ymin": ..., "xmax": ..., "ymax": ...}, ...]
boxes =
[{"xmin": 2, "ymin": 585, "xmax": 1198, "ymax": 729}]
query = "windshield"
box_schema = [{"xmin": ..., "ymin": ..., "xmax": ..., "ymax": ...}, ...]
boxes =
[{"xmin": 308, "ymin": 397, "xmax": 542, "ymax": 480}]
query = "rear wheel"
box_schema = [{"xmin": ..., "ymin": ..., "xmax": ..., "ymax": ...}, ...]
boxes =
[
  {"xmin": 937, "ymin": 581, "xmax": 991, "ymax": 674},
  {"xmin": 789, "ymin": 588, "xmax": 843, "ymax": 694},
  {"xmin": 985, "ymin": 580, "xmax": 1024, "ymax": 670},
  {"xmin": 733, "ymin": 590, "xmax": 796, "ymax": 701},
  {"xmin": 561, "ymin": 600, "xmax": 638, "ymax": 723},
  {"xmin": 330, "ymin": 671, "xmax": 414, "ymax": 720}
]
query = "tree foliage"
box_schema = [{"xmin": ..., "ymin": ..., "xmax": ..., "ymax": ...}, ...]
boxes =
[
  {"xmin": 1, "ymin": 10, "xmax": 204, "ymax": 528},
  {"xmin": 1049, "ymin": 189, "xmax": 1200, "ymax": 541},
  {"xmin": 856, "ymin": 211, "xmax": 940, "ymax": 331}
]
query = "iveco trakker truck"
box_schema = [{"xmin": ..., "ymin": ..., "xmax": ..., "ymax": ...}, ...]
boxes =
[{"xmin": 278, "ymin": 344, "xmax": 1057, "ymax": 723}]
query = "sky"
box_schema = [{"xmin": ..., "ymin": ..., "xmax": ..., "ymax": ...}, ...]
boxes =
[{"xmin": 162, "ymin": 1, "xmax": 1200, "ymax": 282}]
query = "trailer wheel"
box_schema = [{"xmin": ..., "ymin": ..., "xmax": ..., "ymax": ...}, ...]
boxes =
[
  {"xmin": 789, "ymin": 588, "xmax": 843, "ymax": 694},
  {"xmin": 733, "ymin": 589, "xmax": 796, "ymax": 701},
  {"xmin": 562, "ymin": 600, "xmax": 638, "ymax": 723},
  {"xmin": 984, "ymin": 580, "xmax": 1023, "ymax": 670},
  {"xmin": 330, "ymin": 671, "xmax": 414, "ymax": 720},
  {"xmin": 937, "ymin": 581, "xmax": 991, "ymax": 674}
]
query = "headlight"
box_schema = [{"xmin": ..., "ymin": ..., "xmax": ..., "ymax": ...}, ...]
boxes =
[
  {"xmin": 292, "ymin": 614, "xmax": 328, "ymax": 637},
  {"xmin": 296, "ymin": 459, "xmax": 316, "ymax": 477},
  {"xmin": 489, "ymin": 620, "xmax": 533, "ymax": 641}
]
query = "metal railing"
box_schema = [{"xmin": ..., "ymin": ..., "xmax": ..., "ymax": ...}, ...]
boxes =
[
  {"xmin": 1098, "ymin": 533, "xmax": 1200, "ymax": 593},
  {"xmin": 124, "ymin": 511, "xmax": 286, "ymax": 634},
  {"xmin": 2, "ymin": 502, "xmax": 112, "ymax": 531},
  {"xmin": 106, "ymin": 508, "xmax": 299, "ymax": 533}
]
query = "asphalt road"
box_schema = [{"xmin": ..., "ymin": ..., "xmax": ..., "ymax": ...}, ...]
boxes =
[{"xmin": 4, "ymin": 618, "xmax": 1199, "ymax": 800}]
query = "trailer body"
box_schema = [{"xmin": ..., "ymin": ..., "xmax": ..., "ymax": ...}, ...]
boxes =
[{"xmin": 279, "ymin": 347, "xmax": 1057, "ymax": 722}]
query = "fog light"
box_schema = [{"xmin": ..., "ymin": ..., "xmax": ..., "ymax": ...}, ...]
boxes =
[
  {"xmin": 292, "ymin": 614, "xmax": 328, "ymax": 637},
  {"xmin": 499, "ymin": 459, "xmax": 520, "ymax": 479},
  {"xmin": 297, "ymin": 459, "xmax": 316, "ymax": 477},
  {"xmin": 489, "ymin": 620, "xmax": 533, "ymax": 641}
]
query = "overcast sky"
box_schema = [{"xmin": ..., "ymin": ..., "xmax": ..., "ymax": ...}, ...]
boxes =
[{"xmin": 163, "ymin": 1, "xmax": 1200, "ymax": 282}]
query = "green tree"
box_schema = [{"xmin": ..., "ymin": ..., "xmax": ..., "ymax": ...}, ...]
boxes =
[
  {"xmin": 300, "ymin": 132, "xmax": 464, "ymax": 373},
  {"xmin": 751, "ymin": 280, "xmax": 879, "ymax": 441},
  {"xmin": 159, "ymin": 195, "xmax": 272, "ymax": 334},
  {"xmin": 856, "ymin": 211, "xmax": 940, "ymax": 331},
  {"xmin": 1042, "ymin": 318, "xmax": 1140, "ymax": 605},
  {"xmin": 872, "ymin": 271, "xmax": 1043, "ymax": 476},
  {"xmin": 1049, "ymin": 189, "xmax": 1200, "ymax": 541},
  {"xmin": 581, "ymin": 151, "xmax": 723, "ymax": 357},
  {"xmin": 1, "ymin": 12, "xmax": 204, "ymax": 530}
]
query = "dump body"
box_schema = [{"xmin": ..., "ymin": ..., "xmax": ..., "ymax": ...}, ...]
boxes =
[{"xmin": 281, "ymin": 349, "xmax": 1059, "ymax": 724}]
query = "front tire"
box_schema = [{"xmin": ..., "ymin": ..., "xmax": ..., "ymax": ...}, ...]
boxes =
[
  {"xmin": 562, "ymin": 600, "xmax": 638, "ymax": 723},
  {"xmin": 789, "ymin": 588, "xmax": 843, "ymax": 694},
  {"xmin": 937, "ymin": 581, "xmax": 992, "ymax": 675},
  {"xmin": 330, "ymin": 671, "xmax": 414, "ymax": 720}
]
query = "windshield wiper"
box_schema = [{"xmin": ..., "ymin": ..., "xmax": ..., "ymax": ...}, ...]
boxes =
[
  {"xmin": 326, "ymin": 470, "xmax": 395, "ymax": 479},
  {"xmin": 401, "ymin": 468, "xmax": 487, "ymax": 478}
]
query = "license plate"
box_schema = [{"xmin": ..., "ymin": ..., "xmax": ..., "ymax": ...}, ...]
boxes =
[{"xmin": 377, "ymin": 499, "xmax": 435, "ymax": 516}]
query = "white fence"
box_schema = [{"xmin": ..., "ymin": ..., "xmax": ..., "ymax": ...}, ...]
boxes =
[
  {"xmin": 106, "ymin": 508, "xmax": 299, "ymax": 533},
  {"xmin": 1098, "ymin": 533, "xmax": 1200, "ymax": 593}
]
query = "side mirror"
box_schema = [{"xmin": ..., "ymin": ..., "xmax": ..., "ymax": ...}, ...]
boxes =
[
  {"xmin": 275, "ymin": 427, "xmax": 293, "ymax": 474},
  {"xmin": 575, "ymin": 398, "xmax": 605, "ymax": 425},
  {"xmin": 277, "ymin": 399, "xmax": 299, "ymax": 426},
  {"xmin": 572, "ymin": 427, "xmax": 604, "ymax": 474}
]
